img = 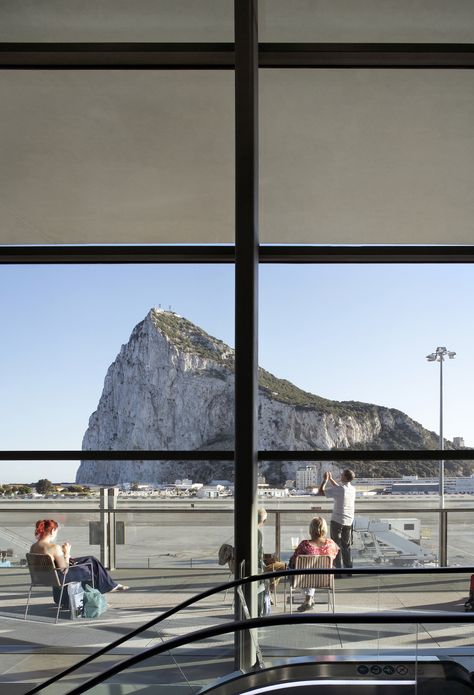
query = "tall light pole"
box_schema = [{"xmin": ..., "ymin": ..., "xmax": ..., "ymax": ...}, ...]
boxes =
[{"xmin": 426, "ymin": 346, "xmax": 456, "ymax": 510}]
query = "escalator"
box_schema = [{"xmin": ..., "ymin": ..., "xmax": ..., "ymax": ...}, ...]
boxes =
[{"xmin": 202, "ymin": 658, "xmax": 474, "ymax": 694}]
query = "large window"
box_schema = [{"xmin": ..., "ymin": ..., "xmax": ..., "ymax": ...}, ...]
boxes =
[
  {"xmin": 0, "ymin": 264, "xmax": 234, "ymax": 483},
  {"xmin": 260, "ymin": 69, "xmax": 474, "ymax": 244},
  {"xmin": 0, "ymin": 70, "xmax": 234, "ymax": 245}
]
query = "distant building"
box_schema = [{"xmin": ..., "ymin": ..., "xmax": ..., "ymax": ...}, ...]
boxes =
[
  {"xmin": 453, "ymin": 437, "xmax": 465, "ymax": 449},
  {"xmin": 258, "ymin": 487, "xmax": 289, "ymax": 498},
  {"xmin": 296, "ymin": 466, "xmax": 320, "ymax": 490},
  {"xmin": 391, "ymin": 481, "xmax": 439, "ymax": 495},
  {"xmin": 196, "ymin": 485, "xmax": 223, "ymax": 499}
]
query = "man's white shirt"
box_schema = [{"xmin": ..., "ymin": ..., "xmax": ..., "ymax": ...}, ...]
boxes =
[{"xmin": 325, "ymin": 482, "xmax": 356, "ymax": 525}]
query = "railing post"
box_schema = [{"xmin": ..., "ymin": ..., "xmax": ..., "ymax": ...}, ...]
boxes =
[
  {"xmin": 275, "ymin": 511, "xmax": 281, "ymax": 560},
  {"xmin": 439, "ymin": 509, "xmax": 448, "ymax": 567},
  {"xmin": 107, "ymin": 487, "xmax": 119, "ymax": 570},
  {"xmin": 99, "ymin": 488, "xmax": 109, "ymax": 568}
]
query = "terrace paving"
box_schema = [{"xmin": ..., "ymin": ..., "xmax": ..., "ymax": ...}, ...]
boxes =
[{"xmin": 0, "ymin": 567, "xmax": 472, "ymax": 694}]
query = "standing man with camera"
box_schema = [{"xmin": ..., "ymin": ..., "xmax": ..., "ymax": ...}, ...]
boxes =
[{"xmin": 318, "ymin": 469, "xmax": 356, "ymax": 576}]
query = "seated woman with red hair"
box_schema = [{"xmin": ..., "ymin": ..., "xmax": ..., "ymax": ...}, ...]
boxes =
[{"xmin": 30, "ymin": 519, "xmax": 128, "ymax": 595}]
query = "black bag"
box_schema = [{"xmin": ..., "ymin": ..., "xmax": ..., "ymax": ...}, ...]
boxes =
[{"xmin": 464, "ymin": 575, "xmax": 474, "ymax": 611}]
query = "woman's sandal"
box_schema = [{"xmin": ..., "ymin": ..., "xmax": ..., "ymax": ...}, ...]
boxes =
[{"xmin": 111, "ymin": 583, "xmax": 130, "ymax": 592}]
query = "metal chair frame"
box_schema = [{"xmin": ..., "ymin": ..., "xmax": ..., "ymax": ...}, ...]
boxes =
[
  {"xmin": 287, "ymin": 554, "xmax": 335, "ymax": 613},
  {"xmin": 24, "ymin": 553, "xmax": 94, "ymax": 623}
]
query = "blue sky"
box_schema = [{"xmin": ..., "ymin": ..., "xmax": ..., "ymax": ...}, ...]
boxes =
[{"xmin": 0, "ymin": 262, "xmax": 472, "ymax": 483}]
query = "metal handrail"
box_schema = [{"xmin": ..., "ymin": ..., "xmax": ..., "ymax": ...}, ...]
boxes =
[
  {"xmin": 2, "ymin": 502, "xmax": 473, "ymax": 569},
  {"xmin": 2, "ymin": 503, "xmax": 474, "ymax": 513}
]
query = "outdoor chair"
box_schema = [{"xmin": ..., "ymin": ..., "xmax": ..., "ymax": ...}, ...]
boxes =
[
  {"xmin": 24, "ymin": 553, "xmax": 94, "ymax": 623},
  {"xmin": 287, "ymin": 554, "xmax": 335, "ymax": 613},
  {"xmin": 263, "ymin": 554, "xmax": 285, "ymax": 608}
]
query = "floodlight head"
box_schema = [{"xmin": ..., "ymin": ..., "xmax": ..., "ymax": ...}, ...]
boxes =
[
  {"xmin": 437, "ymin": 346, "xmax": 447, "ymax": 353},
  {"xmin": 448, "ymin": 351, "xmax": 456, "ymax": 359},
  {"xmin": 426, "ymin": 354, "xmax": 437, "ymax": 361}
]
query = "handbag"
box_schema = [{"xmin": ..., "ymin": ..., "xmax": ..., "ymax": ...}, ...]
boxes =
[
  {"xmin": 263, "ymin": 553, "xmax": 277, "ymax": 567},
  {"xmin": 82, "ymin": 584, "xmax": 108, "ymax": 618}
]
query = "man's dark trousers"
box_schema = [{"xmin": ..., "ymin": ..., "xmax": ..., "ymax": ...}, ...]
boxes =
[{"xmin": 330, "ymin": 520, "xmax": 353, "ymax": 571}]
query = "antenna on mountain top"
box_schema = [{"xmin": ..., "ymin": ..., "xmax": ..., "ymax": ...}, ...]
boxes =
[
  {"xmin": 158, "ymin": 304, "xmax": 161, "ymax": 308},
  {"xmin": 168, "ymin": 305, "xmax": 172, "ymax": 311}
]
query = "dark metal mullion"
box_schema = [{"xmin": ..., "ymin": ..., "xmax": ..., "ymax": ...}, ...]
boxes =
[
  {"xmin": 3, "ymin": 245, "xmax": 474, "ymax": 265},
  {"xmin": 1, "ymin": 450, "xmax": 472, "ymax": 461},
  {"xmin": 260, "ymin": 245, "xmax": 474, "ymax": 264},
  {"xmin": 0, "ymin": 43, "xmax": 235, "ymax": 69},
  {"xmin": 259, "ymin": 42, "xmax": 474, "ymax": 69},
  {"xmin": 234, "ymin": 0, "xmax": 259, "ymax": 667},
  {"xmin": 0, "ymin": 450, "xmax": 233, "ymax": 461},
  {"xmin": 0, "ymin": 245, "xmax": 235, "ymax": 264},
  {"xmin": 1, "ymin": 42, "xmax": 474, "ymax": 70}
]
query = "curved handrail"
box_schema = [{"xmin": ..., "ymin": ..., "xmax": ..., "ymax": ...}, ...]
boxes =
[
  {"xmin": 60, "ymin": 610, "xmax": 474, "ymax": 695},
  {"xmin": 24, "ymin": 564, "xmax": 474, "ymax": 695}
]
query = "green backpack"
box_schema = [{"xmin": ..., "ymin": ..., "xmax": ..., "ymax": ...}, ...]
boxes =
[{"xmin": 82, "ymin": 584, "xmax": 108, "ymax": 618}]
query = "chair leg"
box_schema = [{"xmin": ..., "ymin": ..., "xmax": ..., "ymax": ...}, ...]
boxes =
[
  {"xmin": 56, "ymin": 585, "xmax": 65, "ymax": 623},
  {"xmin": 223, "ymin": 572, "xmax": 231, "ymax": 603},
  {"xmin": 289, "ymin": 587, "xmax": 293, "ymax": 614},
  {"xmin": 24, "ymin": 585, "xmax": 33, "ymax": 619},
  {"xmin": 270, "ymin": 565, "xmax": 277, "ymax": 608}
]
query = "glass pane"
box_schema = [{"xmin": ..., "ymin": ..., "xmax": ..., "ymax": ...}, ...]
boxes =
[
  {"xmin": 116, "ymin": 507, "xmax": 234, "ymax": 569},
  {"xmin": 0, "ymin": 1, "xmax": 233, "ymax": 42},
  {"xmin": 447, "ymin": 509, "xmax": 474, "ymax": 566},
  {"xmin": 4, "ymin": 511, "xmax": 472, "ymax": 694},
  {"xmin": 271, "ymin": 508, "xmax": 441, "ymax": 569},
  {"xmin": 55, "ymin": 598, "xmax": 473, "ymax": 694},
  {"xmin": 260, "ymin": 70, "xmax": 474, "ymax": 244},
  {"xmin": 259, "ymin": 264, "xmax": 474, "ymax": 457},
  {"xmin": 0, "ymin": 70, "xmax": 234, "ymax": 245},
  {"xmin": 1, "ymin": 497, "xmax": 237, "ymax": 692},
  {"xmin": 0, "ymin": 264, "xmax": 234, "ymax": 482},
  {"xmin": 260, "ymin": 0, "xmax": 474, "ymax": 43}
]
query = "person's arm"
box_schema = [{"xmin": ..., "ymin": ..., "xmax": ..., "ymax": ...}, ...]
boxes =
[
  {"xmin": 317, "ymin": 471, "xmax": 329, "ymax": 496},
  {"xmin": 53, "ymin": 541, "xmax": 71, "ymax": 570},
  {"xmin": 257, "ymin": 529, "xmax": 265, "ymax": 572},
  {"xmin": 328, "ymin": 472, "xmax": 340, "ymax": 487}
]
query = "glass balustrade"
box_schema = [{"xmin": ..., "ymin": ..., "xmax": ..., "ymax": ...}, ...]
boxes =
[{"xmin": 1, "ymin": 501, "xmax": 473, "ymax": 692}]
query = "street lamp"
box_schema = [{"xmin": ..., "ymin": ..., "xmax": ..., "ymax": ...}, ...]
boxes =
[{"xmin": 425, "ymin": 346, "xmax": 456, "ymax": 510}]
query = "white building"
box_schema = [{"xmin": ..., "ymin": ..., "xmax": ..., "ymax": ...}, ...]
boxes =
[
  {"xmin": 258, "ymin": 487, "xmax": 289, "ymax": 498},
  {"xmin": 196, "ymin": 485, "xmax": 225, "ymax": 499},
  {"xmin": 296, "ymin": 466, "xmax": 320, "ymax": 490}
]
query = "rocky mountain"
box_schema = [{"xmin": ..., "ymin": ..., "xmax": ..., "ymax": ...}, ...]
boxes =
[{"xmin": 76, "ymin": 308, "xmax": 453, "ymax": 486}]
